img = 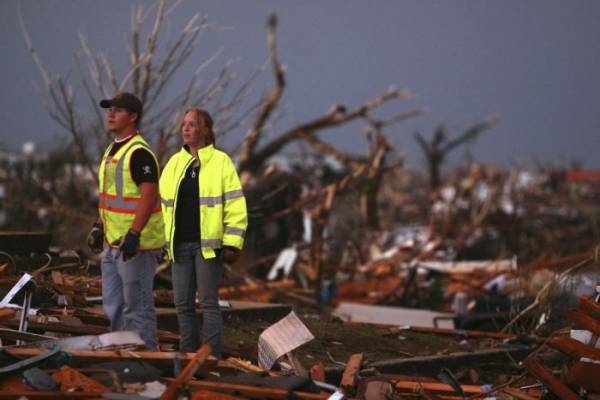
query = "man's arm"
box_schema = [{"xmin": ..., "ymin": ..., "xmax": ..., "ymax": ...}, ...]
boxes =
[
  {"xmin": 129, "ymin": 147, "xmax": 160, "ymax": 234},
  {"xmin": 117, "ymin": 148, "xmax": 160, "ymax": 260},
  {"xmin": 130, "ymin": 182, "xmax": 159, "ymax": 234}
]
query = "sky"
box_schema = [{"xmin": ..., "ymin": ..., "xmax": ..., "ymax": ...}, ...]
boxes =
[{"xmin": 1, "ymin": 0, "xmax": 599, "ymax": 169}]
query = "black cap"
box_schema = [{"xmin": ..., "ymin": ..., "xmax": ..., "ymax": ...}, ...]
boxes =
[{"xmin": 99, "ymin": 92, "xmax": 143, "ymax": 119}]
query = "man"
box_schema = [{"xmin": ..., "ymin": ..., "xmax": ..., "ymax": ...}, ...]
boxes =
[{"xmin": 87, "ymin": 92, "xmax": 164, "ymax": 350}]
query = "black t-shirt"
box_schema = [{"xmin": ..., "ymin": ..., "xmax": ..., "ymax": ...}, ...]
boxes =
[
  {"xmin": 108, "ymin": 135, "xmax": 158, "ymax": 185},
  {"xmin": 174, "ymin": 164, "xmax": 200, "ymax": 241}
]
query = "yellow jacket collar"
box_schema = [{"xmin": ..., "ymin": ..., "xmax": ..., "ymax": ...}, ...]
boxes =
[{"xmin": 181, "ymin": 144, "xmax": 215, "ymax": 164}]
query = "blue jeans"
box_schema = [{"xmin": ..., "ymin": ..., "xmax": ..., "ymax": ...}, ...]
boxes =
[
  {"xmin": 172, "ymin": 241, "xmax": 223, "ymax": 357},
  {"xmin": 101, "ymin": 245, "xmax": 160, "ymax": 350}
]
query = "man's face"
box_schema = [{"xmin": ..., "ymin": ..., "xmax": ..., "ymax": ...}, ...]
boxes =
[{"xmin": 105, "ymin": 107, "xmax": 137, "ymax": 133}]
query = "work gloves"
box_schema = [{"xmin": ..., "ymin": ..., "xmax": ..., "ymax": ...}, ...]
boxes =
[
  {"xmin": 86, "ymin": 222, "xmax": 104, "ymax": 253},
  {"xmin": 119, "ymin": 229, "xmax": 140, "ymax": 262},
  {"xmin": 221, "ymin": 246, "xmax": 240, "ymax": 264}
]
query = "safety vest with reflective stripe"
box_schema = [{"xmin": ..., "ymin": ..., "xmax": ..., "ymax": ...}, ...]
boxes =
[
  {"xmin": 98, "ymin": 135, "xmax": 165, "ymax": 250},
  {"xmin": 159, "ymin": 144, "xmax": 247, "ymax": 261}
]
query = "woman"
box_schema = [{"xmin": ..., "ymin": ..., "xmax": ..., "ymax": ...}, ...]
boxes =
[{"xmin": 159, "ymin": 108, "xmax": 247, "ymax": 357}]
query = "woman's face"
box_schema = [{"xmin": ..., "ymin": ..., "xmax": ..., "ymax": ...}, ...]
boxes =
[{"xmin": 181, "ymin": 111, "xmax": 207, "ymax": 148}]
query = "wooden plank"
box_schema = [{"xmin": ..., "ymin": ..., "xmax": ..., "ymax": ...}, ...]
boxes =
[
  {"xmin": 155, "ymin": 301, "xmax": 293, "ymax": 330},
  {"xmin": 528, "ymin": 250, "xmax": 593, "ymax": 271},
  {"xmin": 500, "ymin": 387, "xmax": 538, "ymax": 400},
  {"xmin": 579, "ymin": 295, "xmax": 600, "ymax": 320},
  {"xmin": 310, "ymin": 362, "xmax": 325, "ymax": 382},
  {"xmin": 566, "ymin": 309, "xmax": 600, "ymax": 337},
  {"xmin": 0, "ymin": 376, "xmax": 34, "ymax": 393},
  {"xmin": 579, "ymin": 295, "xmax": 600, "ymax": 346},
  {"xmin": 394, "ymin": 381, "xmax": 484, "ymax": 395},
  {"xmin": 566, "ymin": 359, "xmax": 600, "ymax": 392},
  {"xmin": 523, "ymin": 358, "xmax": 580, "ymax": 400},
  {"xmin": 2, "ymin": 319, "xmax": 106, "ymax": 335},
  {"xmin": 364, "ymin": 381, "xmax": 393, "ymax": 400},
  {"xmin": 5, "ymin": 347, "xmax": 217, "ymax": 366},
  {"xmin": 192, "ymin": 391, "xmax": 245, "ymax": 400},
  {"xmin": 0, "ymin": 392, "xmax": 102, "ymax": 399},
  {"xmin": 223, "ymin": 357, "xmax": 265, "ymax": 374},
  {"xmin": 165, "ymin": 378, "xmax": 330, "ymax": 400},
  {"xmin": 546, "ymin": 337, "xmax": 600, "ymax": 360},
  {"xmin": 0, "ymin": 308, "xmax": 15, "ymax": 320},
  {"xmin": 155, "ymin": 280, "xmax": 297, "ymax": 305},
  {"xmin": 0, "ymin": 264, "xmax": 11, "ymax": 276},
  {"xmin": 340, "ymin": 353, "xmax": 363, "ymax": 391},
  {"xmin": 0, "ymin": 318, "xmax": 179, "ymax": 343},
  {"xmin": 50, "ymin": 365, "xmax": 108, "ymax": 393},
  {"xmin": 160, "ymin": 343, "xmax": 212, "ymax": 400},
  {"xmin": 51, "ymin": 271, "xmax": 64, "ymax": 286},
  {"xmin": 325, "ymin": 346, "xmax": 535, "ymax": 383},
  {"xmin": 402, "ymin": 325, "xmax": 518, "ymax": 340}
]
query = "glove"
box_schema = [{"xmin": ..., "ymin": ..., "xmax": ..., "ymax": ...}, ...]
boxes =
[
  {"xmin": 160, "ymin": 246, "xmax": 169, "ymax": 262},
  {"xmin": 86, "ymin": 222, "xmax": 104, "ymax": 253},
  {"xmin": 221, "ymin": 246, "xmax": 240, "ymax": 264},
  {"xmin": 119, "ymin": 229, "xmax": 140, "ymax": 262}
]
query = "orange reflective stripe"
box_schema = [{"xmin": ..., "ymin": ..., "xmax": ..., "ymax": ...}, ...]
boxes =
[
  {"xmin": 99, "ymin": 204, "xmax": 161, "ymax": 214},
  {"xmin": 100, "ymin": 193, "xmax": 142, "ymax": 202}
]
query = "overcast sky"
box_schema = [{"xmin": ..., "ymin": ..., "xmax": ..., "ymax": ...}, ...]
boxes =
[{"xmin": 1, "ymin": 1, "xmax": 599, "ymax": 169}]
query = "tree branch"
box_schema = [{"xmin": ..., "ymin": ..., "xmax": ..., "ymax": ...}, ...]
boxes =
[
  {"xmin": 238, "ymin": 14, "xmax": 285, "ymax": 179},
  {"xmin": 441, "ymin": 114, "xmax": 497, "ymax": 153},
  {"xmin": 240, "ymin": 89, "xmax": 402, "ymax": 176}
]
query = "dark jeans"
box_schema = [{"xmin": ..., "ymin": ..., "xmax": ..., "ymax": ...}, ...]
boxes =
[{"xmin": 172, "ymin": 241, "xmax": 223, "ymax": 357}]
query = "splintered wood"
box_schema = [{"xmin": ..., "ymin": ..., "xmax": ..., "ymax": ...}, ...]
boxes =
[
  {"xmin": 51, "ymin": 365, "xmax": 109, "ymax": 393},
  {"xmin": 160, "ymin": 343, "xmax": 212, "ymax": 400},
  {"xmin": 340, "ymin": 353, "xmax": 363, "ymax": 392},
  {"xmin": 523, "ymin": 294, "xmax": 600, "ymax": 398}
]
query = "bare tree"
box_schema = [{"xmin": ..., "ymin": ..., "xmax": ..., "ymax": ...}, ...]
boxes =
[
  {"xmin": 19, "ymin": 0, "xmax": 258, "ymax": 178},
  {"xmin": 414, "ymin": 115, "xmax": 497, "ymax": 189},
  {"xmin": 237, "ymin": 13, "xmax": 285, "ymax": 183}
]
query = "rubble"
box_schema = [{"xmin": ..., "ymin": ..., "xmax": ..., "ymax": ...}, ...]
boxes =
[
  {"xmin": 1, "ymin": 163, "xmax": 600, "ymax": 398},
  {"xmin": 0, "ymin": 240, "xmax": 596, "ymax": 399}
]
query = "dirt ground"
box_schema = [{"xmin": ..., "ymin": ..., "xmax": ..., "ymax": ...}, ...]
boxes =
[{"xmin": 223, "ymin": 313, "xmax": 499, "ymax": 369}]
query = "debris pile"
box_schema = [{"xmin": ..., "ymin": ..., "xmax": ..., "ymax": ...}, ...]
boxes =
[
  {"xmin": 0, "ymin": 238, "xmax": 598, "ymax": 399},
  {"xmin": 2, "ymin": 163, "xmax": 600, "ymax": 397}
]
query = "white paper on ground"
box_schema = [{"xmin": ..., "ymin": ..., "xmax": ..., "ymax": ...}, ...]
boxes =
[{"xmin": 258, "ymin": 311, "xmax": 314, "ymax": 370}]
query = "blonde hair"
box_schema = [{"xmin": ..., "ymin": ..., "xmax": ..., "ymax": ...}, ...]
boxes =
[{"xmin": 180, "ymin": 107, "xmax": 215, "ymax": 146}]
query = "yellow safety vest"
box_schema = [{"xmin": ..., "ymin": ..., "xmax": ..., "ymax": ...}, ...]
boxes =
[
  {"xmin": 159, "ymin": 144, "xmax": 247, "ymax": 261},
  {"xmin": 98, "ymin": 135, "xmax": 165, "ymax": 250}
]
